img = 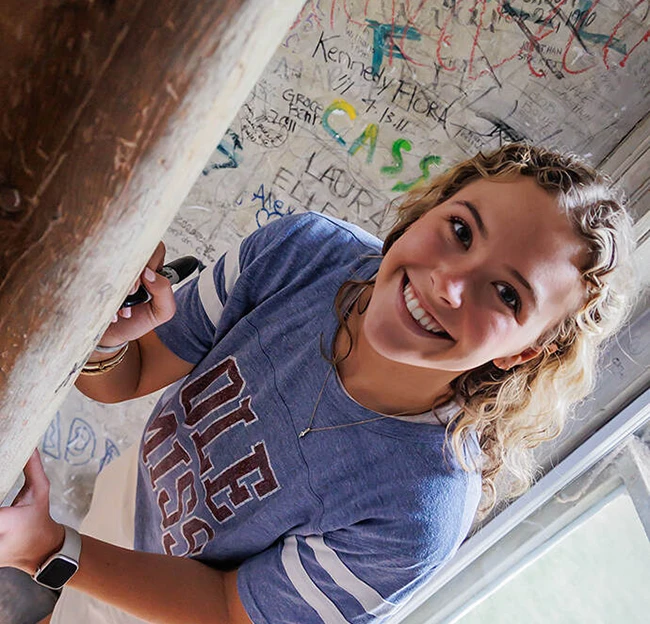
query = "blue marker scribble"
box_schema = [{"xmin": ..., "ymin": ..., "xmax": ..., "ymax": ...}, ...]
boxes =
[
  {"xmin": 98, "ymin": 438, "xmax": 121, "ymax": 473},
  {"xmin": 366, "ymin": 20, "xmax": 421, "ymax": 77},
  {"xmin": 42, "ymin": 412, "xmax": 62, "ymax": 459},
  {"xmin": 575, "ymin": 0, "xmax": 626, "ymax": 54},
  {"xmin": 252, "ymin": 184, "xmax": 297, "ymax": 228},
  {"xmin": 202, "ymin": 130, "xmax": 243, "ymax": 175},
  {"xmin": 64, "ymin": 417, "xmax": 97, "ymax": 466}
]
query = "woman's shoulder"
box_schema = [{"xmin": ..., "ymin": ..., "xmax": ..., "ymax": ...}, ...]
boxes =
[
  {"xmin": 235, "ymin": 212, "xmax": 383, "ymax": 293},
  {"xmin": 246, "ymin": 211, "xmax": 382, "ymax": 256},
  {"xmin": 388, "ymin": 433, "xmax": 481, "ymax": 559},
  {"xmin": 329, "ymin": 461, "xmax": 479, "ymax": 581},
  {"xmin": 324, "ymin": 428, "xmax": 481, "ymax": 564}
]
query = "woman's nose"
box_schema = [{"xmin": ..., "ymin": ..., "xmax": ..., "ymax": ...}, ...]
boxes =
[{"xmin": 431, "ymin": 270, "xmax": 465, "ymax": 308}]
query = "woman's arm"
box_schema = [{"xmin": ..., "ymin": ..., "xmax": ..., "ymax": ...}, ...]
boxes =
[
  {"xmin": 70, "ymin": 536, "xmax": 251, "ymax": 624},
  {"xmin": 75, "ymin": 330, "xmax": 194, "ymax": 404},
  {"xmin": 1, "ymin": 452, "xmax": 251, "ymax": 624}
]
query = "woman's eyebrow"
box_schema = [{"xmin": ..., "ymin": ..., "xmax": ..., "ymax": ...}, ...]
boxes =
[{"xmin": 459, "ymin": 200, "xmax": 488, "ymax": 238}]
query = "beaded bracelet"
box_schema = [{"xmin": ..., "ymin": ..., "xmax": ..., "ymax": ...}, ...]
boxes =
[{"xmin": 93, "ymin": 341, "xmax": 129, "ymax": 354}]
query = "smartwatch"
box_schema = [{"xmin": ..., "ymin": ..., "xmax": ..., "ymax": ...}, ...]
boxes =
[{"xmin": 33, "ymin": 525, "xmax": 81, "ymax": 590}]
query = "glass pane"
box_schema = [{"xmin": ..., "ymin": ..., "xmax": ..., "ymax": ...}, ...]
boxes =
[{"xmin": 456, "ymin": 490, "xmax": 650, "ymax": 624}]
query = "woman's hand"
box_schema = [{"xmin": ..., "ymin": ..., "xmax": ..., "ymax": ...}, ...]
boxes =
[
  {"xmin": 97, "ymin": 242, "xmax": 177, "ymax": 349},
  {"xmin": 1, "ymin": 455, "xmax": 251, "ymax": 623},
  {"xmin": 0, "ymin": 450, "xmax": 64, "ymax": 575}
]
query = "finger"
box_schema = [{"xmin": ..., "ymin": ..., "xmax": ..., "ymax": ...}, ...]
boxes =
[
  {"xmin": 155, "ymin": 241, "xmax": 166, "ymax": 272},
  {"xmin": 146, "ymin": 241, "xmax": 166, "ymax": 273},
  {"xmin": 141, "ymin": 272, "xmax": 176, "ymax": 325},
  {"xmin": 11, "ymin": 478, "xmax": 30, "ymax": 506},
  {"xmin": 24, "ymin": 450, "xmax": 50, "ymax": 494},
  {"xmin": 14, "ymin": 450, "xmax": 49, "ymax": 506}
]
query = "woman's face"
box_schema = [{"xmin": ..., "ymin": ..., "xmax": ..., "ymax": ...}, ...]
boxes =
[{"xmin": 363, "ymin": 176, "xmax": 588, "ymax": 373}]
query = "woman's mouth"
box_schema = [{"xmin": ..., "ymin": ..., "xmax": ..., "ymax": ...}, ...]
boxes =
[{"xmin": 402, "ymin": 279, "xmax": 453, "ymax": 339}]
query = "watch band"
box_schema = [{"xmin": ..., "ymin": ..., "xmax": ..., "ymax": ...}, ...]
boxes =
[{"xmin": 33, "ymin": 525, "xmax": 82, "ymax": 590}]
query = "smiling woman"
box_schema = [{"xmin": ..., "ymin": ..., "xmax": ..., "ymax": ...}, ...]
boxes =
[
  {"xmin": 334, "ymin": 143, "xmax": 637, "ymax": 513},
  {"xmin": 364, "ymin": 176, "xmax": 586, "ymax": 371},
  {"xmin": 0, "ymin": 144, "xmax": 637, "ymax": 624}
]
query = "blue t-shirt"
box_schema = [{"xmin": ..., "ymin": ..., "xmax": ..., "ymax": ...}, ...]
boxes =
[{"xmin": 136, "ymin": 213, "xmax": 481, "ymax": 623}]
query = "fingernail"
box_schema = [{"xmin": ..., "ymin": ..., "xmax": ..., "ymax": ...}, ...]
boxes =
[
  {"xmin": 112, "ymin": 314, "xmax": 118, "ymax": 323},
  {"xmin": 129, "ymin": 283, "xmax": 139, "ymax": 295},
  {"xmin": 122, "ymin": 307, "xmax": 132, "ymax": 318},
  {"xmin": 144, "ymin": 267, "xmax": 156, "ymax": 282}
]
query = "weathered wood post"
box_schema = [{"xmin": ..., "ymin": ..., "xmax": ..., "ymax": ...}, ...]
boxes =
[{"xmin": 0, "ymin": 0, "xmax": 304, "ymax": 499}]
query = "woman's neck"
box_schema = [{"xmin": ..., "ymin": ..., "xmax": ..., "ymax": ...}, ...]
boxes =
[{"xmin": 334, "ymin": 287, "xmax": 458, "ymax": 415}]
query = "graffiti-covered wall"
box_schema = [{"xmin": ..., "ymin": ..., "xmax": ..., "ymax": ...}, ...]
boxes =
[
  {"xmin": 47, "ymin": 0, "xmax": 649, "ymax": 522},
  {"xmin": 168, "ymin": 0, "xmax": 649, "ymax": 254}
]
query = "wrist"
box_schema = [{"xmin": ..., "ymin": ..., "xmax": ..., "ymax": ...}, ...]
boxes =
[
  {"xmin": 88, "ymin": 340, "xmax": 129, "ymax": 362},
  {"xmin": 81, "ymin": 343, "xmax": 129, "ymax": 375},
  {"xmin": 32, "ymin": 524, "xmax": 81, "ymax": 590},
  {"xmin": 22, "ymin": 521, "xmax": 65, "ymax": 576},
  {"xmin": 88, "ymin": 352, "xmax": 114, "ymax": 363}
]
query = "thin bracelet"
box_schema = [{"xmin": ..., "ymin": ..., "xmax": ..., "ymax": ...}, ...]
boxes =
[
  {"xmin": 93, "ymin": 341, "xmax": 129, "ymax": 354},
  {"xmin": 80, "ymin": 343, "xmax": 129, "ymax": 376}
]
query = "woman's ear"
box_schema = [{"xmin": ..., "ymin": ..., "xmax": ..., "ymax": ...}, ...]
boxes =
[
  {"xmin": 493, "ymin": 343, "xmax": 558, "ymax": 370},
  {"xmin": 493, "ymin": 346, "xmax": 542, "ymax": 370}
]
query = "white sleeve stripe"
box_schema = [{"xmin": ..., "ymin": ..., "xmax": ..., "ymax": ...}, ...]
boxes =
[
  {"xmin": 223, "ymin": 238, "xmax": 242, "ymax": 293},
  {"xmin": 306, "ymin": 536, "xmax": 396, "ymax": 617},
  {"xmin": 197, "ymin": 239, "xmax": 242, "ymax": 329},
  {"xmin": 197, "ymin": 262, "xmax": 223, "ymax": 329},
  {"xmin": 281, "ymin": 536, "xmax": 350, "ymax": 624}
]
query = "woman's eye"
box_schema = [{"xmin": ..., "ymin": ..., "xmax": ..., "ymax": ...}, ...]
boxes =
[
  {"xmin": 496, "ymin": 283, "xmax": 521, "ymax": 313},
  {"xmin": 451, "ymin": 218, "xmax": 472, "ymax": 249}
]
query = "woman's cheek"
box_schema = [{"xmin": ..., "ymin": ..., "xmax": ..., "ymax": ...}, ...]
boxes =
[
  {"xmin": 483, "ymin": 314, "xmax": 517, "ymax": 351},
  {"xmin": 465, "ymin": 311, "xmax": 497, "ymax": 346}
]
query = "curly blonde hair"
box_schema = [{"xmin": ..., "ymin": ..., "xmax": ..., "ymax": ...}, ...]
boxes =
[{"xmin": 334, "ymin": 143, "xmax": 637, "ymax": 513}]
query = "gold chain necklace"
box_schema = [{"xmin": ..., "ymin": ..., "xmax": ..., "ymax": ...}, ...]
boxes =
[{"xmin": 298, "ymin": 365, "xmax": 443, "ymax": 438}]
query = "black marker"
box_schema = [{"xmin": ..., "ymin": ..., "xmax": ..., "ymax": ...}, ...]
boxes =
[{"xmin": 121, "ymin": 256, "xmax": 203, "ymax": 308}]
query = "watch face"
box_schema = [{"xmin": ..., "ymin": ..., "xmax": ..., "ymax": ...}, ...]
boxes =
[{"xmin": 36, "ymin": 557, "xmax": 78, "ymax": 589}]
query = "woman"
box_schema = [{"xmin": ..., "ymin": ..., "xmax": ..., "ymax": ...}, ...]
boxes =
[{"xmin": 1, "ymin": 144, "xmax": 636, "ymax": 623}]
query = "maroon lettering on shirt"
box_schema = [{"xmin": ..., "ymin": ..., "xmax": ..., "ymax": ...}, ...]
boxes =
[
  {"xmin": 181, "ymin": 517, "xmax": 216, "ymax": 557},
  {"xmin": 142, "ymin": 411, "xmax": 177, "ymax": 464},
  {"xmin": 158, "ymin": 470, "xmax": 198, "ymax": 529},
  {"xmin": 181, "ymin": 357, "xmax": 244, "ymax": 427},
  {"xmin": 149, "ymin": 441, "xmax": 191, "ymax": 489},
  {"xmin": 162, "ymin": 531, "xmax": 178, "ymax": 556},
  {"xmin": 203, "ymin": 442, "xmax": 280, "ymax": 523},
  {"xmin": 191, "ymin": 396, "xmax": 258, "ymax": 475}
]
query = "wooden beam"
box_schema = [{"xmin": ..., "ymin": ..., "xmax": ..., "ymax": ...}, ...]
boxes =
[{"xmin": 0, "ymin": 0, "xmax": 303, "ymax": 499}]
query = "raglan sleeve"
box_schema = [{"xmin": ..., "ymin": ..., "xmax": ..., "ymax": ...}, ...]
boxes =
[
  {"xmin": 155, "ymin": 214, "xmax": 307, "ymax": 363},
  {"xmin": 154, "ymin": 237, "xmax": 243, "ymax": 364},
  {"xmin": 236, "ymin": 455, "xmax": 482, "ymax": 624},
  {"xmin": 236, "ymin": 532, "xmax": 412, "ymax": 624}
]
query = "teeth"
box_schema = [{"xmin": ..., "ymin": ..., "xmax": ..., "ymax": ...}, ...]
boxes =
[{"xmin": 403, "ymin": 281, "xmax": 448, "ymax": 336}]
